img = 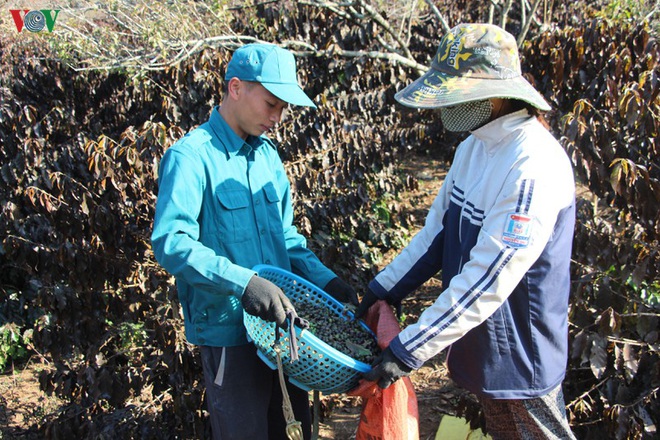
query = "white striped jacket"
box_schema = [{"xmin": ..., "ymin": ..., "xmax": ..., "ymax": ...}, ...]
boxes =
[{"xmin": 371, "ymin": 110, "xmax": 576, "ymax": 399}]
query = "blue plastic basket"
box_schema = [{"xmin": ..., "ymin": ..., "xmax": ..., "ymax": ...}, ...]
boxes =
[{"xmin": 243, "ymin": 264, "xmax": 373, "ymax": 395}]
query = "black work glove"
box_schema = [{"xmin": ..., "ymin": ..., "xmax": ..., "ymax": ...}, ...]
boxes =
[
  {"xmin": 241, "ymin": 276, "xmax": 294, "ymax": 328},
  {"xmin": 364, "ymin": 346, "xmax": 413, "ymax": 389},
  {"xmin": 324, "ymin": 277, "xmax": 359, "ymax": 306},
  {"xmin": 354, "ymin": 287, "xmax": 379, "ymax": 319}
]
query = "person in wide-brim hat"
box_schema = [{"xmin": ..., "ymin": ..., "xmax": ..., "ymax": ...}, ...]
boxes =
[{"xmin": 355, "ymin": 23, "xmax": 577, "ymax": 440}]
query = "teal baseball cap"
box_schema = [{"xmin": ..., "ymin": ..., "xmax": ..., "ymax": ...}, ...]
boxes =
[{"xmin": 225, "ymin": 43, "xmax": 316, "ymax": 108}]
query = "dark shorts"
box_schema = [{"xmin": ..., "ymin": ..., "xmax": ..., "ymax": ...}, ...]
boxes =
[
  {"xmin": 479, "ymin": 384, "xmax": 576, "ymax": 440},
  {"xmin": 200, "ymin": 344, "xmax": 311, "ymax": 440}
]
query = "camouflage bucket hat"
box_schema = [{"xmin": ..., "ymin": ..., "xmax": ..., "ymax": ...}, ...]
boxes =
[{"xmin": 394, "ymin": 23, "xmax": 551, "ymax": 111}]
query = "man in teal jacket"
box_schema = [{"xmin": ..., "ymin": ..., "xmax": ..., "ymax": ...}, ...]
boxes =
[{"xmin": 151, "ymin": 43, "xmax": 357, "ymax": 440}]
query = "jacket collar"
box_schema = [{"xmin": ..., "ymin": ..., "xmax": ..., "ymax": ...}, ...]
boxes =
[
  {"xmin": 208, "ymin": 106, "xmax": 264, "ymax": 159},
  {"xmin": 471, "ymin": 109, "xmax": 535, "ymax": 150}
]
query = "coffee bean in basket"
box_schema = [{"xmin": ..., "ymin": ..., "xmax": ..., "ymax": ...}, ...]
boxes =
[{"xmin": 293, "ymin": 300, "xmax": 379, "ymax": 364}]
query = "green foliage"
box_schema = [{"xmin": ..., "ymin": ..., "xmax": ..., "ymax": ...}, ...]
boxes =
[
  {"xmin": 112, "ymin": 321, "xmax": 148, "ymax": 352},
  {"xmin": 598, "ymin": 0, "xmax": 660, "ymax": 36},
  {"xmin": 373, "ymin": 199, "xmax": 393, "ymax": 226},
  {"xmin": 626, "ymin": 275, "xmax": 660, "ymax": 307},
  {"xmin": 0, "ymin": 324, "xmax": 31, "ymax": 371}
]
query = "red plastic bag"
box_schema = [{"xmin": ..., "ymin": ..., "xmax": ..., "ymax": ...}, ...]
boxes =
[{"xmin": 348, "ymin": 301, "xmax": 419, "ymax": 440}]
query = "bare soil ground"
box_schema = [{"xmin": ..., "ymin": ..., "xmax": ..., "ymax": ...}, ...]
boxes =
[
  {"xmin": 0, "ymin": 359, "xmax": 58, "ymax": 439},
  {"xmin": 0, "ymin": 153, "xmax": 470, "ymax": 439}
]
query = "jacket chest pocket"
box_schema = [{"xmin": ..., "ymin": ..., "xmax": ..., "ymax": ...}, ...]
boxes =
[
  {"xmin": 215, "ymin": 188, "xmax": 251, "ymax": 243},
  {"xmin": 262, "ymin": 182, "xmax": 283, "ymax": 233}
]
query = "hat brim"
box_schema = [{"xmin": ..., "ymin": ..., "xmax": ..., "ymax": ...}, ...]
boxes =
[
  {"xmin": 394, "ymin": 68, "xmax": 551, "ymax": 111},
  {"xmin": 262, "ymin": 82, "xmax": 317, "ymax": 108}
]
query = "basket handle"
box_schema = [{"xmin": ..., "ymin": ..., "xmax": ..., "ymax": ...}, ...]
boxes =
[
  {"xmin": 274, "ymin": 309, "xmax": 309, "ymax": 362},
  {"xmin": 273, "ymin": 311, "xmax": 307, "ymax": 440}
]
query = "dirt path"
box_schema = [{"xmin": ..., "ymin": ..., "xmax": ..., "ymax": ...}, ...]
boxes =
[{"xmin": 0, "ymin": 358, "xmax": 58, "ymax": 439}]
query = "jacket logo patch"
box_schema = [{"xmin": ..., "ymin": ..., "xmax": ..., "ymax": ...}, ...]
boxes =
[{"xmin": 502, "ymin": 213, "xmax": 533, "ymax": 248}]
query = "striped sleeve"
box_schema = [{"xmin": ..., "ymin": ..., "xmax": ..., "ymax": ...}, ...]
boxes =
[
  {"xmin": 391, "ymin": 169, "xmax": 572, "ymax": 369},
  {"xmin": 369, "ymin": 169, "xmax": 454, "ymax": 303}
]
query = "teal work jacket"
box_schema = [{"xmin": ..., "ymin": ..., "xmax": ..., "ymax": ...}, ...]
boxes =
[{"xmin": 151, "ymin": 107, "xmax": 337, "ymax": 347}]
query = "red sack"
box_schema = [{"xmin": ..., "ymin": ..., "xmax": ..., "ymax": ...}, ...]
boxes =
[{"xmin": 348, "ymin": 301, "xmax": 419, "ymax": 440}]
